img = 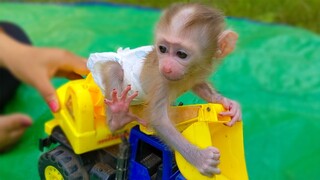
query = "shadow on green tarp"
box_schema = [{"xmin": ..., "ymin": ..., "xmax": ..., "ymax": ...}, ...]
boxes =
[{"xmin": 0, "ymin": 2, "xmax": 319, "ymax": 180}]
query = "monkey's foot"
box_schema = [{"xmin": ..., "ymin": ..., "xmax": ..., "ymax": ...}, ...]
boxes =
[{"xmin": 104, "ymin": 85, "xmax": 146, "ymax": 132}]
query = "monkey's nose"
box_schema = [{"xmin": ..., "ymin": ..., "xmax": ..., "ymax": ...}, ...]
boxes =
[{"xmin": 163, "ymin": 66, "xmax": 172, "ymax": 73}]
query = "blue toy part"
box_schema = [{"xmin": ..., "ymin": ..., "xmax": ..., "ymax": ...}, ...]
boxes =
[{"xmin": 128, "ymin": 126, "xmax": 184, "ymax": 180}]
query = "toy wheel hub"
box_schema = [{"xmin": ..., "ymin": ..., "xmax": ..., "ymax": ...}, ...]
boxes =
[{"xmin": 45, "ymin": 165, "xmax": 64, "ymax": 180}]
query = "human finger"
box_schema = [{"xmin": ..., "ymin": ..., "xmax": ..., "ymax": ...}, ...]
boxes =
[
  {"xmin": 55, "ymin": 71, "xmax": 84, "ymax": 80},
  {"xmin": 45, "ymin": 48, "xmax": 88, "ymax": 76},
  {"xmin": 0, "ymin": 114, "xmax": 32, "ymax": 131},
  {"xmin": 33, "ymin": 75, "xmax": 60, "ymax": 112},
  {"xmin": 0, "ymin": 114, "xmax": 32, "ymax": 152},
  {"xmin": 57, "ymin": 50, "xmax": 89, "ymax": 75}
]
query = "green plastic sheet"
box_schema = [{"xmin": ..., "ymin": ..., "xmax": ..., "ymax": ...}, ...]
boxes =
[{"xmin": 0, "ymin": 2, "xmax": 319, "ymax": 179}]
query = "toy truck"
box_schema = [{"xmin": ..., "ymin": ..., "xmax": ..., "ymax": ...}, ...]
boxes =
[{"xmin": 38, "ymin": 74, "xmax": 248, "ymax": 180}]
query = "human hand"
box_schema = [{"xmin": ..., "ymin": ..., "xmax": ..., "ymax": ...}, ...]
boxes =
[
  {"xmin": 218, "ymin": 97, "xmax": 242, "ymax": 126},
  {"xmin": 0, "ymin": 33, "xmax": 89, "ymax": 112},
  {"xmin": 0, "ymin": 113, "xmax": 32, "ymax": 152}
]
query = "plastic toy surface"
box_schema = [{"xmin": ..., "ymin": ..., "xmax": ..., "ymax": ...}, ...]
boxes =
[{"xmin": 38, "ymin": 74, "xmax": 248, "ymax": 180}]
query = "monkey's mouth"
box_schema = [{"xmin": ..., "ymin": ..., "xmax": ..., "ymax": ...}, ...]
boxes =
[{"xmin": 161, "ymin": 72, "xmax": 184, "ymax": 81}]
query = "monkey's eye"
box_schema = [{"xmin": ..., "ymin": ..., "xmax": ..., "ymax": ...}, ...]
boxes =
[
  {"xmin": 176, "ymin": 50, "xmax": 188, "ymax": 59},
  {"xmin": 159, "ymin": 45, "xmax": 168, "ymax": 53}
]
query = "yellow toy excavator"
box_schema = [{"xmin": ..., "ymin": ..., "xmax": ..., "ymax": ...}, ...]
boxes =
[{"xmin": 38, "ymin": 74, "xmax": 248, "ymax": 180}]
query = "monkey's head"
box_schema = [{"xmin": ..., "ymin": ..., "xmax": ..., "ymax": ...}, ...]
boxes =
[{"xmin": 154, "ymin": 3, "xmax": 227, "ymax": 81}]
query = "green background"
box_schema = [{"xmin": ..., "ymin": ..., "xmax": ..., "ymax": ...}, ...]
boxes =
[{"xmin": 1, "ymin": 2, "xmax": 320, "ymax": 179}]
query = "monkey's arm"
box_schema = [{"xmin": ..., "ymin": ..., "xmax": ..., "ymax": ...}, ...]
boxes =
[
  {"xmin": 149, "ymin": 90, "xmax": 221, "ymax": 176},
  {"xmin": 192, "ymin": 82, "xmax": 223, "ymax": 103},
  {"xmin": 192, "ymin": 82, "xmax": 242, "ymax": 126}
]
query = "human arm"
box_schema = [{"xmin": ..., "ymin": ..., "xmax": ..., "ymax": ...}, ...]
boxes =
[{"xmin": 0, "ymin": 29, "xmax": 89, "ymax": 112}]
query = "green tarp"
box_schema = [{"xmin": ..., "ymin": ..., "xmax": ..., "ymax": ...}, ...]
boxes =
[{"xmin": 0, "ymin": 2, "xmax": 319, "ymax": 179}]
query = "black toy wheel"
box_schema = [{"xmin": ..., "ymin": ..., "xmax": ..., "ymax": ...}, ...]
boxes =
[{"xmin": 38, "ymin": 146, "xmax": 88, "ymax": 180}]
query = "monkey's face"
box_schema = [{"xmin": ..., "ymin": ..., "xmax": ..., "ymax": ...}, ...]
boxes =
[{"xmin": 155, "ymin": 36, "xmax": 196, "ymax": 81}]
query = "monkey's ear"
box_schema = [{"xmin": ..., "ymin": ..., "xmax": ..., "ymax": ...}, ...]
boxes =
[{"xmin": 215, "ymin": 30, "xmax": 238, "ymax": 58}]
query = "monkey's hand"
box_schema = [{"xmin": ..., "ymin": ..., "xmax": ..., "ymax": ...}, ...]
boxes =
[
  {"xmin": 190, "ymin": 146, "xmax": 221, "ymax": 177},
  {"xmin": 218, "ymin": 97, "xmax": 242, "ymax": 126},
  {"xmin": 104, "ymin": 85, "xmax": 147, "ymax": 131}
]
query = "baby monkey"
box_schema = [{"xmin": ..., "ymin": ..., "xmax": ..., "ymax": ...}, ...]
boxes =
[{"xmin": 88, "ymin": 3, "xmax": 241, "ymax": 177}]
